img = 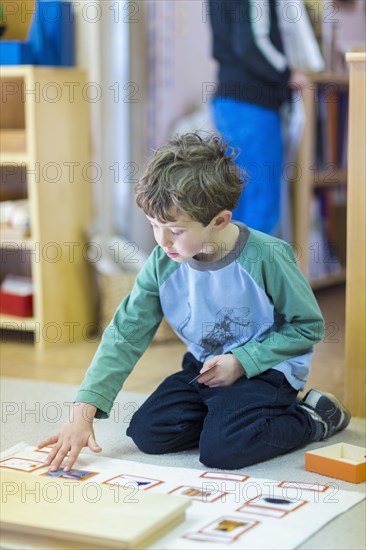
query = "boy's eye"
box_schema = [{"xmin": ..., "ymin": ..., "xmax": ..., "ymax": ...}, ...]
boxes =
[{"xmin": 149, "ymin": 224, "xmax": 182, "ymax": 236}]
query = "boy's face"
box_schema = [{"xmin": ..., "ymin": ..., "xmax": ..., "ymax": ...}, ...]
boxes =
[{"xmin": 147, "ymin": 214, "xmax": 220, "ymax": 263}]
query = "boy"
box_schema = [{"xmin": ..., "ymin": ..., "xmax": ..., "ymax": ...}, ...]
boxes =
[{"xmin": 39, "ymin": 133, "xmax": 350, "ymax": 471}]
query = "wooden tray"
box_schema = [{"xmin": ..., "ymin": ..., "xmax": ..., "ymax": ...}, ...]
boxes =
[{"xmin": 0, "ymin": 470, "xmax": 190, "ymax": 549}]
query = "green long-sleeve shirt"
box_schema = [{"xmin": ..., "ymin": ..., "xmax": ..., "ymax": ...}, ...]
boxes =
[{"xmin": 76, "ymin": 223, "xmax": 324, "ymax": 417}]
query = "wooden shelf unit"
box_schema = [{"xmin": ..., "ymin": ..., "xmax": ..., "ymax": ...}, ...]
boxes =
[
  {"xmin": 0, "ymin": 313, "xmax": 37, "ymax": 332},
  {"xmin": 308, "ymin": 268, "xmax": 347, "ymax": 291},
  {"xmin": 292, "ymin": 73, "xmax": 349, "ymax": 288},
  {"xmin": 0, "ymin": 66, "xmax": 96, "ymax": 345},
  {"xmin": 344, "ymin": 53, "xmax": 365, "ymax": 418}
]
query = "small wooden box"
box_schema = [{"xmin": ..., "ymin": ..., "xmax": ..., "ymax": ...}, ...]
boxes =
[{"xmin": 305, "ymin": 443, "xmax": 366, "ymax": 483}]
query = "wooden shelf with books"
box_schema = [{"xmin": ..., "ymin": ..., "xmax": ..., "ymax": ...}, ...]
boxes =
[
  {"xmin": 0, "ymin": 313, "xmax": 37, "ymax": 332},
  {"xmin": 0, "ymin": 153, "xmax": 31, "ymax": 165},
  {"xmin": 308, "ymin": 268, "xmax": 347, "ymax": 291},
  {"xmin": 0, "ymin": 66, "xmax": 96, "ymax": 345},
  {"xmin": 312, "ymin": 169, "xmax": 348, "ymax": 188},
  {"xmin": 0, "ymin": 230, "xmax": 34, "ymax": 249},
  {"xmin": 292, "ymin": 73, "xmax": 349, "ymax": 288},
  {"xmin": 0, "ymin": 129, "xmax": 27, "ymax": 155}
]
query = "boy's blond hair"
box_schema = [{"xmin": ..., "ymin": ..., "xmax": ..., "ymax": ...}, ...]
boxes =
[{"xmin": 135, "ymin": 133, "xmax": 246, "ymax": 226}]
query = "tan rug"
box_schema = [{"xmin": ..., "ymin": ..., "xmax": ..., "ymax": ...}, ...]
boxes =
[{"xmin": 1, "ymin": 377, "xmax": 365, "ymax": 549}]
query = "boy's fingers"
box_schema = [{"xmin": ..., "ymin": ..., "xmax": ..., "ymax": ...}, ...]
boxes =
[
  {"xmin": 38, "ymin": 435, "xmax": 58, "ymax": 449},
  {"xmin": 48, "ymin": 446, "xmax": 70, "ymax": 472},
  {"xmin": 199, "ymin": 371, "xmax": 217, "ymax": 385},
  {"xmin": 43, "ymin": 443, "xmax": 62, "ymax": 466},
  {"xmin": 88, "ymin": 435, "xmax": 102, "ymax": 453},
  {"xmin": 199, "ymin": 364, "xmax": 218, "ymax": 381},
  {"xmin": 63, "ymin": 447, "xmax": 82, "ymax": 472},
  {"xmin": 201, "ymin": 358, "xmax": 218, "ymax": 372},
  {"xmin": 200, "ymin": 363, "xmax": 217, "ymax": 380},
  {"xmin": 205, "ymin": 374, "xmax": 224, "ymax": 387}
]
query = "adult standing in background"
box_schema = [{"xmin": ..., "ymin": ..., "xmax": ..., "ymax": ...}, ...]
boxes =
[{"xmin": 209, "ymin": 0, "xmax": 309, "ymax": 235}]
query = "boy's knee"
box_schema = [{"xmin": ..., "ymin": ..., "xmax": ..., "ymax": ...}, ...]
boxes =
[
  {"xmin": 126, "ymin": 413, "xmax": 162, "ymax": 454},
  {"xmin": 126, "ymin": 411, "xmax": 167, "ymax": 455},
  {"xmin": 199, "ymin": 439, "xmax": 249, "ymax": 470},
  {"xmin": 199, "ymin": 425, "xmax": 263, "ymax": 469}
]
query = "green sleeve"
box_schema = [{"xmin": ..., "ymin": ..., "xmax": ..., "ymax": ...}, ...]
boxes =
[
  {"xmin": 232, "ymin": 240, "xmax": 325, "ymax": 378},
  {"xmin": 75, "ymin": 249, "xmax": 164, "ymax": 418}
]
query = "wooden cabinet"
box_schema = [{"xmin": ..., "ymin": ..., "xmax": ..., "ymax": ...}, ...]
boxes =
[
  {"xmin": 292, "ymin": 73, "xmax": 349, "ymax": 289},
  {"xmin": 344, "ymin": 53, "xmax": 365, "ymax": 418},
  {"xmin": 0, "ymin": 66, "xmax": 96, "ymax": 345}
]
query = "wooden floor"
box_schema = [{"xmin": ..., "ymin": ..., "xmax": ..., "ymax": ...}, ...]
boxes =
[{"xmin": 1, "ymin": 285, "xmax": 346, "ymax": 398}]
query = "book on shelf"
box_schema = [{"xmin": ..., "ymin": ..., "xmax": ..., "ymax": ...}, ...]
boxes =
[
  {"xmin": 308, "ymin": 187, "xmax": 346, "ymax": 280},
  {"xmin": 339, "ymin": 91, "xmax": 349, "ymax": 171},
  {"xmin": 315, "ymin": 85, "xmax": 349, "ymax": 171},
  {"xmin": 325, "ymin": 87, "xmax": 339, "ymax": 167}
]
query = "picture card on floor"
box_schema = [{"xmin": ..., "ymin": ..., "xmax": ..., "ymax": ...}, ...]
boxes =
[{"xmin": 0, "ymin": 457, "xmax": 45, "ymax": 473}]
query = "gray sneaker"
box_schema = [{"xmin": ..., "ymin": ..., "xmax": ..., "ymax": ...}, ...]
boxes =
[{"xmin": 299, "ymin": 389, "xmax": 351, "ymax": 440}]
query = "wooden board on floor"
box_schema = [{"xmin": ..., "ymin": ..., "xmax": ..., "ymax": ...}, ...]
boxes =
[{"xmin": 0, "ymin": 470, "xmax": 190, "ymax": 549}]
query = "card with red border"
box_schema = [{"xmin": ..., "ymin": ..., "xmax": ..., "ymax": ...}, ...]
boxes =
[
  {"xmin": 278, "ymin": 480, "xmax": 329, "ymax": 493},
  {"xmin": 238, "ymin": 493, "xmax": 308, "ymax": 518},
  {"xmin": 35, "ymin": 446, "xmax": 56, "ymax": 454},
  {"xmin": 0, "ymin": 457, "xmax": 45, "ymax": 472},
  {"xmin": 103, "ymin": 473, "xmax": 163, "ymax": 490},
  {"xmin": 169, "ymin": 485, "xmax": 227, "ymax": 503},
  {"xmin": 200, "ymin": 471, "xmax": 249, "ymax": 482},
  {"xmin": 184, "ymin": 515, "xmax": 259, "ymax": 543}
]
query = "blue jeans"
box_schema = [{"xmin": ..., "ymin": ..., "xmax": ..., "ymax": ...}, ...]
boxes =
[
  {"xmin": 211, "ymin": 98, "xmax": 283, "ymax": 235},
  {"xmin": 127, "ymin": 353, "xmax": 317, "ymax": 469}
]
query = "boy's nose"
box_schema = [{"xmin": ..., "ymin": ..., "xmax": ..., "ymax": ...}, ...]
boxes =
[{"xmin": 161, "ymin": 233, "xmax": 173, "ymax": 248}]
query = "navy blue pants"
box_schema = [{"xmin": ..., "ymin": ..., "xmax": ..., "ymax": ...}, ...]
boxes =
[{"xmin": 127, "ymin": 353, "xmax": 317, "ymax": 469}]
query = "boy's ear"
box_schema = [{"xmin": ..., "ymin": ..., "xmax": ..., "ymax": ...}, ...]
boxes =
[{"xmin": 213, "ymin": 210, "xmax": 232, "ymax": 229}]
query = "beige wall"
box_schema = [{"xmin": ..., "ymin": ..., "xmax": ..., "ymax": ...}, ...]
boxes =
[
  {"xmin": 335, "ymin": 0, "xmax": 366, "ymax": 47},
  {"xmin": 321, "ymin": 0, "xmax": 366, "ymax": 70},
  {"xmin": 130, "ymin": 0, "xmax": 216, "ymax": 251},
  {"xmin": 74, "ymin": 1, "xmax": 216, "ymax": 251}
]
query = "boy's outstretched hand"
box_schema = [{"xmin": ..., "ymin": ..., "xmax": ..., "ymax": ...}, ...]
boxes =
[
  {"xmin": 37, "ymin": 402, "xmax": 102, "ymax": 472},
  {"xmin": 197, "ymin": 354, "xmax": 245, "ymax": 387}
]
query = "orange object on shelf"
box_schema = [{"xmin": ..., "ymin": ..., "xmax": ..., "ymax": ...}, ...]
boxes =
[{"xmin": 305, "ymin": 443, "xmax": 366, "ymax": 484}]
